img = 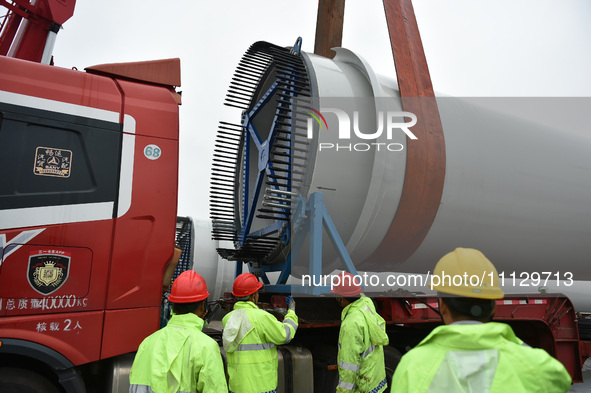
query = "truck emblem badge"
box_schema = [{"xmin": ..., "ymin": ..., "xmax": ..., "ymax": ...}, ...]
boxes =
[
  {"xmin": 28, "ymin": 252, "xmax": 70, "ymax": 295},
  {"xmin": 33, "ymin": 146, "xmax": 72, "ymax": 178}
]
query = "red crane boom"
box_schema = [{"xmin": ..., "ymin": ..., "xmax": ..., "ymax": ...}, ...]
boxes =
[{"xmin": 0, "ymin": 0, "xmax": 75, "ymax": 63}]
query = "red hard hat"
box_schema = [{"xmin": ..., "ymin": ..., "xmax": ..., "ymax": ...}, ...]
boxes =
[
  {"xmin": 168, "ymin": 270, "xmax": 210, "ymax": 303},
  {"xmin": 232, "ymin": 273, "xmax": 263, "ymax": 297},
  {"xmin": 330, "ymin": 272, "xmax": 363, "ymax": 297}
]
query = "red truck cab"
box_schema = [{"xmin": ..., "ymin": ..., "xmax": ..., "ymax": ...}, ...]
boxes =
[{"xmin": 0, "ymin": 54, "xmax": 181, "ymax": 392}]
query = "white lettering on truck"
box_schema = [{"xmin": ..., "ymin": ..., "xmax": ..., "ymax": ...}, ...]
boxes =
[{"xmin": 0, "ymin": 229, "xmax": 45, "ymax": 267}]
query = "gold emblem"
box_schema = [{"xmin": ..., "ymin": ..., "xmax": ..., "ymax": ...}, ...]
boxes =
[
  {"xmin": 33, "ymin": 261, "xmax": 64, "ymax": 288},
  {"xmin": 33, "ymin": 147, "xmax": 72, "ymax": 178},
  {"xmin": 28, "ymin": 253, "xmax": 70, "ymax": 295}
]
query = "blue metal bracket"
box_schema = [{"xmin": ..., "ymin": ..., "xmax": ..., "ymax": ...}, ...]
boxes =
[
  {"xmin": 291, "ymin": 37, "xmax": 303, "ymax": 56},
  {"xmin": 257, "ymin": 192, "xmax": 360, "ymax": 295}
]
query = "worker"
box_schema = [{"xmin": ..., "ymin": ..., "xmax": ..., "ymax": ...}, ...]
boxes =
[
  {"xmin": 222, "ymin": 273, "xmax": 298, "ymax": 393},
  {"xmin": 162, "ymin": 242, "xmax": 182, "ymax": 292},
  {"xmin": 332, "ymin": 271, "xmax": 389, "ymax": 393},
  {"xmin": 391, "ymin": 247, "xmax": 572, "ymax": 392},
  {"xmin": 129, "ymin": 270, "xmax": 228, "ymax": 393}
]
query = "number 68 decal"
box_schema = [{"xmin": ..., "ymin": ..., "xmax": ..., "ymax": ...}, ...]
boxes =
[{"xmin": 144, "ymin": 144, "xmax": 162, "ymax": 160}]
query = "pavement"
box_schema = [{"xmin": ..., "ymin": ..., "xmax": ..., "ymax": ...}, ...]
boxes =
[{"xmin": 570, "ymin": 370, "xmax": 591, "ymax": 392}]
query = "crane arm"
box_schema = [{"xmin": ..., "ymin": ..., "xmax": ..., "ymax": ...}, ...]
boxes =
[{"xmin": 0, "ymin": 0, "xmax": 76, "ymax": 63}]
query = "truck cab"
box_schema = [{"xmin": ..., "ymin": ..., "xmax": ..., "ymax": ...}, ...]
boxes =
[{"xmin": 0, "ymin": 54, "xmax": 182, "ymax": 393}]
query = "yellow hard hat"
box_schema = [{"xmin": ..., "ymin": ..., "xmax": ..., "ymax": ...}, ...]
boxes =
[{"xmin": 431, "ymin": 248, "xmax": 504, "ymax": 299}]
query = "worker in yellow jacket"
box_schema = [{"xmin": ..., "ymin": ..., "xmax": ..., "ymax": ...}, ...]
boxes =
[
  {"xmin": 332, "ymin": 271, "xmax": 389, "ymax": 393},
  {"xmin": 129, "ymin": 270, "xmax": 228, "ymax": 393},
  {"xmin": 391, "ymin": 248, "xmax": 572, "ymax": 393},
  {"xmin": 222, "ymin": 273, "xmax": 298, "ymax": 393}
]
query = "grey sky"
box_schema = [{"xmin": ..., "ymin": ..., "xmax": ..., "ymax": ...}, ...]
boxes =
[{"xmin": 52, "ymin": 1, "xmax": 591, "ymax": 221}]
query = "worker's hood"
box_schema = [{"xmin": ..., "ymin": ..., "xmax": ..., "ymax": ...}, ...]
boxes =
[
  {"xmin": 344, "ymin": 295, "xmax": 389, "ymax": 346},
  {"xmin": 363, "ymin": 306, "xmax": 389, "ymax": 346},
  {"xmin": 362, "ymin": 304, "xmax": 390, "ymax": 345},
  {"xmin": 155, "ymin": 313, "xmax": 205, "ymax": 392},
  {"xmin": 418, "ymin": 322, "xmax": 523, "ymax": 350},
  {"xmin": 222, "ymin": 308, "xmax": 254, "ymax": 352}
]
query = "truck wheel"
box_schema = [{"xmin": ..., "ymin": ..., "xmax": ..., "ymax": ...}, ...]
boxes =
[
  {"xmin": 384, "ymin": 346, "xmax": 402, "ymax": 393},
  {"xmin": 0, "ymin": 367, "xmax": 61, "ymax": 393}
]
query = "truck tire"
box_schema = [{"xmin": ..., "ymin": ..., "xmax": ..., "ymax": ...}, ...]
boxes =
[
  {"xmin": 311, "ymin": 344, "xmax": 339, "ymax": 392},
  {"xmin": 0, "ymin": 367, "xmax": 61, "ymax": 393},
  {"xmin": 384, "ymin": 346, "xmax": 402, "ymax": 393}
]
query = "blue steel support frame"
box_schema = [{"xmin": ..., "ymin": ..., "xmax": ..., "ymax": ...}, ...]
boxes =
[
  {"xmin": 240, "ymin": 82, "xmax": 279, "ymax": 246},
  {"xmin": 262, "ymin": 192, "xmax": 360, "ymax": 295}
]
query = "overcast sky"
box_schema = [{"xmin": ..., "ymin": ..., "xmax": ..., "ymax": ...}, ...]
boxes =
[{"xmin": 51, "ymin": 0, "xmax": 591, "ymax": 221}]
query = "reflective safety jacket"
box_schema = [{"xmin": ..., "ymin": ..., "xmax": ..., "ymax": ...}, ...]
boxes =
[
  {"xmin": 391, "ymin": 321, "xmax": 572, "ymax": 393},
  {"xmin": 337, "ymin": 295, "xmax": 389, "ymax": 393},
  {"xmin": 222, "ymin": 301, "xmax": 298, "ymax": 393},
  {"xmin": 129, "ymin": 312, "xmax": 228, "ymax": 393}
]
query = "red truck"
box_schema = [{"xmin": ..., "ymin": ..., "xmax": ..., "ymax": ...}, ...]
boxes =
[{"xmin": 1, "ymin": 2, "xmax": 183, "ymax": 391}]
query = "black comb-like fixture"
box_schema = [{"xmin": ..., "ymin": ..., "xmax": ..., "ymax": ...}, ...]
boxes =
[{"xmin": 210, "ymin": 39, "xmax": 313, "ymax": 265}]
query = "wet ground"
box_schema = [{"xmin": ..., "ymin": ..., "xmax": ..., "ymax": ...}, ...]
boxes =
[{"xmin": 570, "ymin": 370, "xmax": 591, "ymax": 392}]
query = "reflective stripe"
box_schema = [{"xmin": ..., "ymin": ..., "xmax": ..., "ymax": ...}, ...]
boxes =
[
  {"xmin": 129, "ymin": 385, "xmax": 195, "ymax": 393},
  {"xmin": 338, "ymin": 380, "xmax": 356, "ymax": 390},
  {"xmin": 361, "ymin": 344, "xmax": 376, "ymax": 358},
  {"xmin": 285, "ymin": 318, "xmax": 298, "ymax": 331},
  {"xmin": 283, "ymin": 324, "xmax": 292, "ymax": 345},
  {"xmin": 236, "ymin": 342, "xmax": 276, "ymax": 351},
  {"xmin": 369, "ymin": 378, "xmax": 387, "ymax": 393},
  {"xmin": 339, "ymin": 341, "xmax": 376, "ymax": 358},
  {"xmin": 231, "ymin": 390, "xmax": 276, "ymax": 393},
  {"xmin": 339, "ymin": 360, "xmax": 361, "ymax": 372},
  {"xmin": 129, "ymin": 385, "xmax": 155, "ymax": 393},
  {"xmin": 361, "ymin": 305, "xmax": 374, "ymax": 315}
]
